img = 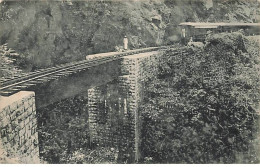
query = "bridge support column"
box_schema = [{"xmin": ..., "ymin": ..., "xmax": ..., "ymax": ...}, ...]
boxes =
[
  {"xmin": 86, "ymin": 51, "xmax": 162, "ymax": 163},
  {"xmin": 88, "ymin": 83, "xmax": 122, "ymax": 149},
  {"xmin": 118, "ymin": 51, "xmax": 161, "ymax": 163},
  {"xmin": 118, "ymin": 74, "xmax": 139, "ymax": 162},
  {"xmin": 0, "ymin": 91, "xmax": 40, "ymax": 163},
  {"xmin": 87, "ymin": 87, "xmax": 102, "ymax": 146}
]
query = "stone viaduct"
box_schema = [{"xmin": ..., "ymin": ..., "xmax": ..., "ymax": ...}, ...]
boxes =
[{"xmin": 0, "ymin": 46, "xmax": 188, "ymax": 163}]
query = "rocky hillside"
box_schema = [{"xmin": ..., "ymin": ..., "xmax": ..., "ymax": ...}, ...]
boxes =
[{"xmin": 0, "ymin": 0, "xmax": 259, "ymax": 71}]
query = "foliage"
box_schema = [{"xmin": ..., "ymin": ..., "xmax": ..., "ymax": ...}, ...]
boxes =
[
  {"xmin": 37, "ymin": 94, "xmax": 118, "ymax": 164},
  {"xmin": 1, "ymin": 0, "xmax": 258, "ymax": 71},
  {"xmin": 37, "ymin": 94, "xmax": 89, "ymax": 163},
  {"xmin": 140, "ymin": 32, "xmax": 260, "ymax": 163},
  {"xmin": 0, "ymin": 0, "xmax": 167, "ymax": 70},
  {"xmin": 210, "ymin": 0, "xmax": 259, "ymax": 22},
  {"xmin": 0, "ymin": 43, "xmax": 24, "ymax": 79},
  {"xmin": 66, "ymin": 147, "xmax": 118, "ymax": 164}
]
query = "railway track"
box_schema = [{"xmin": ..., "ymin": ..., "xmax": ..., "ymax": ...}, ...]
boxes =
[{"xmin": 0, "ymin": 47, "xmax": 161, "ymax": 96}]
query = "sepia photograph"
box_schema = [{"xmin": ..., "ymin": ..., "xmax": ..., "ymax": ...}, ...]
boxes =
[{"xmin": 0, "ymin": 0, "xmax": 260, "ymax": 164}]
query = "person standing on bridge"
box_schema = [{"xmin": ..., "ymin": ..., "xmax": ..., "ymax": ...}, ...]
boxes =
[{"xmin": 123, "ymin": 35, "xmax": 128, "ymax": 50}]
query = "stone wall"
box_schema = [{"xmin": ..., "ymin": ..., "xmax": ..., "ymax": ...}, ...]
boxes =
[
  {"xmin": 88, "ymin": 86, "xmax": 103, "ymax": 145},
  {"xmin": 118, "ymin": 51, "xmax": 162, "ymax": 162},
  {"xmin": 87, "ymin": 82, "xmax": 121, "ymax": 148},
  {"xmin": 87, "ymin": 50, "xmax": 163, "ymax": 162},
  {"xmin": 0, "ymin": 91, "xmax": 39, "ymax": 163}
]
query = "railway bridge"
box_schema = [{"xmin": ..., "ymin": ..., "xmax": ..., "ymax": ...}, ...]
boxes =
[{"xmin": 0, "ymin": 46, "xmax": 189, "ymax": 163}]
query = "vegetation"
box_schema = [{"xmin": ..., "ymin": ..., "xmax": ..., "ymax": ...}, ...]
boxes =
[
  {"xmin": 0, "ymin": 44, "xmax": 24, "ymax": 79},
  {"xmin": 0, "ymin": 0, "xmax": 259, "ymax": 71},
  {"xmin": 38, "ymin": 94, "xmax": 88, "ymax": 163},
  {"xmin": 1, "ymin": 0, "xmax": 259, "ymax": 164},
  {"xmin": 37, "ymin": 94, "xmax": 118, "ymax": 164},
  {"xmin": 140, "ymin": 32, "xmax": 260, "ymax": 163}
]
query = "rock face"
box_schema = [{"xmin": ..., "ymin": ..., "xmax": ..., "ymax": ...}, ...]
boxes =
[{"xmin": 0, "ymin": 0, "xmax": 259, "ymax": 71}]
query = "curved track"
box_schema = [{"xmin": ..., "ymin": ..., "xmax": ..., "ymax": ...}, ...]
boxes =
[{"xmin": 0, "ymin": 47, "xmax": 161, "ymax": 96}]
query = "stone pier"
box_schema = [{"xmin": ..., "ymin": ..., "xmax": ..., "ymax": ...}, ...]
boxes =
[
  {"xmin": 87, "ymin": 86, "xmax": 104, "ymax": 145},
  {"xmin": 0, "ymin": 91, "xmax": 39, "ymax": 163},
  {"xmin": 87, "ymin": 51, "xmax": 163, "ymax": 162},
  {"xmin": 118, "ymin": 51, "xmax": 161, "ymax": 162}
]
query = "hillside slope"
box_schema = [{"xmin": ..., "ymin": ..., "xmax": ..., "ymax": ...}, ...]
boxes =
[{"xmin": 0, "ymin": 0, "xmax": 259, "ymax": 71}]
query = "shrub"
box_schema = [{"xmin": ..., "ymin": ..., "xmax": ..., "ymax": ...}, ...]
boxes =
[{"xmin": 141, "ymin": 32, "xmax": 260, "ymax": 163}]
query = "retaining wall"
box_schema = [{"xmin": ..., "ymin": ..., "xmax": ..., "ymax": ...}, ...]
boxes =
[{"xmin": 0, "ymin": 91, "xmax": 39, "ymax": 163}]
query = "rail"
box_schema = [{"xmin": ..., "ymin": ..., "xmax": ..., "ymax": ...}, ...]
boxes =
[{"xmin": 0, "ymin": 47, "xmax": 164, "ymax": 96}]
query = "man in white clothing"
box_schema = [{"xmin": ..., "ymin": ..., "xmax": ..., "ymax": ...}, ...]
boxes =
[{"xmin": 123, "ymin": 35, "xmax": 128, "ymax": 50}]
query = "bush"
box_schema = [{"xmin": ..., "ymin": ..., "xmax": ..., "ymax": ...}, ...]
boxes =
[{"xmin": 141, "ymin": 32, "xmax": 260, "ymax": 163}]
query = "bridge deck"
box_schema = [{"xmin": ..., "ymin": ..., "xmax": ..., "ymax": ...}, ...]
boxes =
[
  {"xmin": 86, "ymin": 52, "xmax": 119, "ymax": 59},
  {"xmin": 124, "ymin": 51, "xmax": 158, "ymax": 59},
  {"xmin": 0, "ymin": 47, "xmax": 161, "ymax": 96}
]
